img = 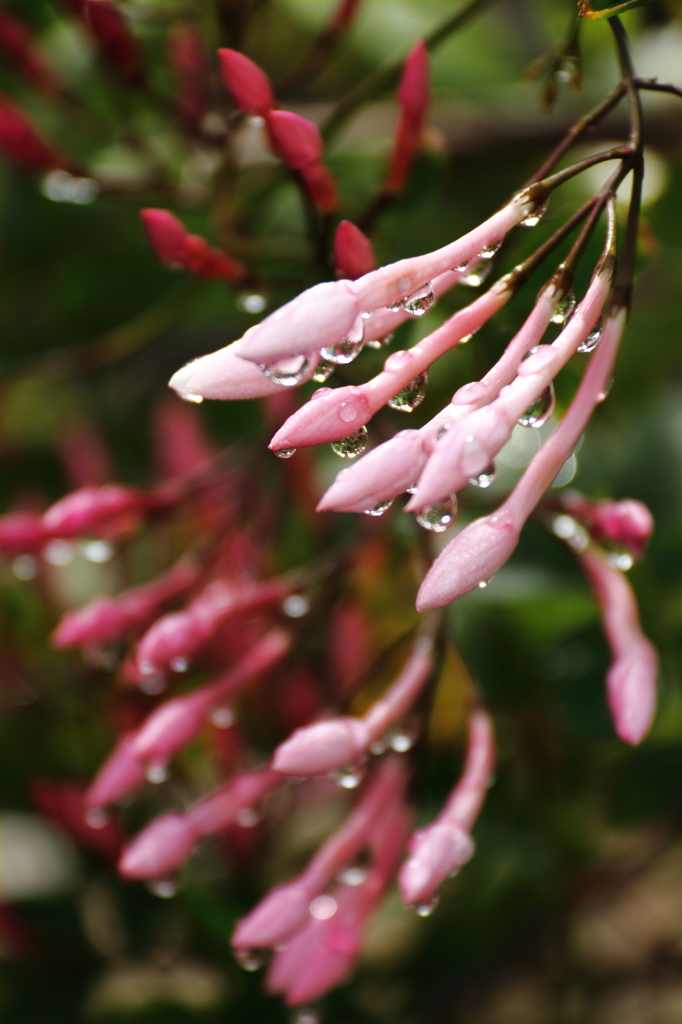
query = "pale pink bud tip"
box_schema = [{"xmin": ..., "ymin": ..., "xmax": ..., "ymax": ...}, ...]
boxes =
[
  {"xmin": 608, "ymin": 639, "xmax": 658, "ymax": 746},
  {"xmin": 399, "ymin": 822, "xmax": 474, "ymax": 905},
  {"xmin": 267, "ymin": 110, "xmax": 323, "ymax": 170},
  {"xmin": 218, "ymin": 49, "xmax": 274, "ymax": 116},
  {"xmin": 416, "ymin": 510, "xmax": 519, "ymax": 611},
  {"xmin": 119, "ymin": 813, "xmax": 195, "ymax": 879},
  {"xmin": 333, "ymin": 221, "xmax": 376, "ymax": 281},
  {"xmin": 232, "ymin": 883, "xmax": 311, "ymax": 949},
  {"xmin": 398, "ymin": 39, "xmax": 429, "ymax": 117},
  {"xmin": 273, "ymin": 717, "xmax": 369, "ymax": 776}
]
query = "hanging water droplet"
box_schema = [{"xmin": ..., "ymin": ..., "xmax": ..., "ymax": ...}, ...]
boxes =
[
  {"xmin": 399, "ymin": 282, "xmax": 435, "ymax": 317},
  {"xmin": 550, "ymin": 290, "xmax": 576, "ymax": 325},
  {"xmin": 387, "ymin": 728, "xmax": 415, "ymax": 753},
  {"xmin": 453, "ymin": 258, "xmax": 471, "ymax": 272},
  {"xmin": 415, "ymin": 495, "xmax": 458, "ymax": 533},
  {"xmin": 181, "ymin": 393, "xmax": 204, "ymax": 404},
  {"xmin": 606, "ymin": 549, "xmax": 634, "ymax": 571},
  {"xmin": 274, "ymin": 448, "xmax": 296, "ymax": 459},
  {"xmin": 235, "ymin": 948, "xmax": 264, "ymax": 971},
  {"xmin": 237, "ymin": 807, "xmax": 259, "ymax": 828},
  {"xmin": 331, "ymin": 427, "xmax": 368, "ymax": 459},
  {"xmin": 517, "ymin": 383, "xmax": 555, "ymax": 428},
  {"xmin": 282, "ymin": 594, "xmax": 310, "ymax": 618},
  {"xmin": 597, "ymin": 376, "xmax": 614, "ymax": 403},
  {"xmin": 309, "ymin": 895, "xmax": 338, "ymax": 920},
  {"xmin": 12, "ymin": 555, "xmax": 37, "ymax": 580},
  {"xmin": 148, "ymin": 879, "xmax": 177, "ymax": 899},
  {"xmin": 170, "ymin": 656, "xmax": 189, "ymax": 673},
  {"xmin": 330, "ymin": 764, "xmax": 364, "ymax": 789},
  {"xmin": 85, "ymin": 807, "xmax": 108, "ymax": 829},
  {"xmin": 411, "ymin": 893, "xmax": 440, "ymax": 917},
  {"xmin": 469, "ymin": 463, "xmax": 496, "ymax": 488},
  {"xmin": 259, "ymin": 354, "xmax": 311, "ymax": 387},
  {"xmin": 292, "ymin": 1008, "xmax": 321, "ymax": 1024},
  {"xmin": 388, "ymin": 371, "xmax": 428, "ymax": 412},
  {"xmin": 312, "ymin": 360, "xmax": 335, "ymax": 382},
  {"xmin": 552, "ymin": 515, "xmax": 577, "ymax": 540},
  {"xmin": 336, "ymin": 866, "xmax": 366, "ymax": 887},
  {"xmin": 146, "ymin": 762, "xmax": 169, "ymax": 784},
  {"xmin": 520, "ymin": 195, "xmax": 549, "ymax": 227},
  {"xmin": 364, "ymin": 499, "xmax": 392, "ymax": 517},
  {"xmin": 210, "ymin": 706, "xmax": 234, "ymax": 729},
  {"xmin": 406, "ymin": 484, "xmax": 418, "ymax": 495},
  {"xmin": 478, "ymin": 240, "xmax": 502, "ymax": 259},
  {"xmin": 320, "ymin": 316, "xmax": 365, "ymax": 365},
  {"xmin": 459, "ymin": 332, "xmax": 477, "ymax": 344},
  {"xmin": 477, "ymin": 579, "xmax": 491, "ymax": 589},
  {"xmin": 236, "ymin": 292, "xmax": 267, "ymax": 314},
  {"xmin": 139, "ymin": 671, "xmax": 165, "ymax": 695},
  {"xmin": 460, "ymin": 261, "xmax": 492, "ymax": 288},
  {"xmin": 366, "ymin": 332, "xmax": 393, "ymax": 350},
  {"xmin": 577, "ymin": 318, "xmax": 602, "ymax": 354}
]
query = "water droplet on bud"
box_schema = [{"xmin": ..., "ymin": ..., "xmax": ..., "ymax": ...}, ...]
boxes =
[
  {"xmin": 274, "ymin": 448, "xmax": 296, "ymax": 459},
  {"xmin": 520, "ymin": 195, "xmax": 548, "ymax": 227},
  {"xmin": 237, "ymin": 292, "xmax": 267, "ymax": 314},
  {"xmin": 336, "ymin": 866, "xmax": 366, "ymax": 887},
  {"xmin": 331, "ymin": 427, "xmax": 368, "ymax": 459},
  {"xmin": 364, "ymin": 500, "xmax": 392, "ymax": 517},
  {"xmin": 330, "ymin": 764, "xmax": 364, "ymax": 789},
  {"xmin": 170, "ymin": 657, "xmax": 189, "ymax": 673},
  {"xmin": 146, "ymin": 762, "xmax": 169, "ymax": 784},
  {"xmin": 411, "ymin": 893, "xmax": 440, "ymax": 917},
  {"xmin": 291, "ymin": 1008, "xmax": 321, "ymax": 1024},
  {"xmin": 453, "ymin": 259, "xmax": 471, "ymax": 272},
  {"xmin": 460, "ymin": 261, "xmax": 492, "ymax": 288},
  {"xmin": 320, "ymin": 316, "xmax": 365, "ymax": 364},
  {"xmin": 415, "ymin": 495, "xmax": 458, "ymax": 533},
  {"xmin": 260, "ymin": 355, "xmax": 311, "ymax": 387},
  {"xmin": 469, "ymin": 463, "xmax": 496, "ymax": 488},
  {"xmin": 606, "ymin": 549, "xmax": 634, "ymax": 571},
  {"xmin": 235, "ymin": 948, "xmax": 263, "ymax": 971},
  {"xmin": 148, "ymin": 879, "xmax": 177, "ymax": 899},
  {"xmin": 366, "ymin": 332, "xmax": 393, "ymax": 350},
  {"xmin": 400, "ymin": 282, "xmax": 435, "ymax": 316},
  {"xmin": 577, "ymin": 318, "xmax": 602, "ymax": 353},
  {"xmin": 478, "ymin": 240, "xmax": 502, "ymax": 259},
  {"xmin": 518, "ymin": 383, "xmax": 555, "ymax": 428},
  {"xmin": 551, "ymin": 290, "xmax": 576, "ymax": 325},
  {"xmin": 210, "ymin": 706, "xmax": 234, "ymax": 729},
  {"xmin": 181, "ymin": 393, "xmax": 204, "ymax": 404},
  {"xmin": 85, "ymin": 807, "xmax": 108, "ymax": 829},
  {"xmin": 388, "ymin": 371, "xmax": 428, "ymax": 412}
]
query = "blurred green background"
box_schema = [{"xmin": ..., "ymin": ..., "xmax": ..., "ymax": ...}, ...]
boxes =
[{"xmin": 2, "ymin": 1, "xmax": 682, "ymax": 1021}]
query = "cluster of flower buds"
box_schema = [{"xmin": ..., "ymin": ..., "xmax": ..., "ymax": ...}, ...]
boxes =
[
  {"xmin": 0, "ymin": 8, "xmax": 62, "ymax": 94},
  {"xmin": 218, "ymin": 48, "xmax": 338, "ymax": 212},
  {"xmin": 141, "ymin": 209, "xmax": 245, "ymax": 283}
]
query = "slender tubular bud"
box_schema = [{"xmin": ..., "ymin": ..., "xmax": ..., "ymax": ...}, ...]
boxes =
[
  {"xmin": 42, "ymin": 484, "xmax": 143, "ymax": 538},
  {"xmin": 141, "ymin": 209, "xmax": 244, "ymax": 281},
  {"xmin": 581, "ymin": 547, "xmax": 657, "ymax": 745},
  {"xmin": 385, "ymin": 40, "xmax": 430, "ymax": 193},
  {"xmin": 169, "ymin": 21, "xmax": 209, "ymax": 125},
  {"xmin": 218, "ymin": 49, "xmax": 275, "ymax": 115},
  {"xmin": 118, "ymin": 812, "xmax": 196, "ymax": 880},
  {"xmin": 333, "ymin": 221, "xmax": 376, "ymax": 280},
  {"xmin": 185, "ymin": 767, "xmax": 281, "ymax": 838},
  {"xmin": 0, "ymin": 511, "xmax": 47, "ymax": 555},
  {"xmin": 266, "ymin": 110, "xmax": 323, "ymax": 168},
  {"xmin": 565, "ymin": 496, "xmax": 654, "ymax": 560},
  {"xmin": 84, "ymin": 731, "xmax": 147, "ymax": 809}
]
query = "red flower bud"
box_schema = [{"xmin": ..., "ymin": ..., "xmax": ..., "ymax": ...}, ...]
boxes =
[
  {"xmin": 398, "ymin": 39, "xmax": 429, "ymax": 118},
  {"xmin": 299, "ymin": 160, "xmax": 339, "ymax": 212},
  {"xmin": 0, "ymin": 9, "xmax": 62, "ymax": 94},
  {"xmin": 42, "ymin": 484, "xmax": 143, "ymax": 538},
  {"xmin": 0, "ymin": 511, "xmax": 47, "ymax": 555},
  {"xmin": 168, "ymin": 21, "xmax": 209, "ymax": 126},
  {"xmin": 218, "ymin": 49, "xmax": 275, "ymax": 116},
  {"xmin": 141, "ymin": 209, "xmax": 244, "ymax": 281},
  {"xmin": 266, "ymin": 110, "xmax": 323, "ymax": 170},
  {"xmin": 0, "ymin": 96, "xmax": 62, "ymax": 171},
  {"xmin": 84, "ymin": 1, "xmax": 144, "ymax": 86},
  {"xmin": 333, "ymin": 220, "xmax": 376, "ymax": 280},
  {"xmin": 141, "ymin": 208, "xmax": 186, "ymax": 265}
]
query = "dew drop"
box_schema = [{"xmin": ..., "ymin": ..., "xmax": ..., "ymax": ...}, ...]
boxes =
[
  {"xmin": 338, "ymin": 401, "xmax": 359, "ymax": 423},
  {"xmin": 460, "ymin": 261, "xmax": 492, "ymax": 288},
  {"xmin": 364, "ymin": 499, "xmax": 392, "ymax": 517},
  {"xmin": 282, "ymin": 594, "xmax": 310, "ymax": 617},
  {"xmin": 400, "ymin": 282, "xmax": 435, "ymax": 317},
  {"xmin": 597, "ymin": 376, "xmax": 614, "ymax": 402},
  {"xmin": 85, "ymin": 807, "xmax": 108, "ymax": 829},
  {"xmin": 459, "ymin": 331, "xmax": 477, "ymax": 344},
  {"xmin": 139, "ymin": 672, "xmax": 165, "ymax": 695},
  {"xmin": 453, "ymin": 259, "xmax": 471, "ymax": 272},
  {"xmin": 551, "ymin": 290, "xmax": 576, "ymax": 325},
  {"xmin": 366, "ymin": 332, "xmax": 393, "ymax": 350},
  {"xmin": 146, "ymin": 762, "xmax": 169, "ymax": 785},
  {"xmin": 411, "ymin": 893, "xmax": 440, "ymax": 917},
  {"xmin": 235, "ymin": 948, "xmax": 263, "ymax": 971},
  {"xmin": 552, "ymin": 515, "xmax": 577, "ymax": 540},
  {"xmin": 12, "ymin": 555, "xmax": 37, "ymax": 580},
  {"xmin": 387, "ymin": 728, "xmax": 415, "ymax": 753},
  {"xmin": 477, "ymin": 579, "xmax": 490, "ymax": 589},
  {"xmin": 478, "ymin": 240, "xmax": 502, "ymax": 259},
  {"xmin": 274, "ymin": 448, "xmax": 296, "ymax": 459},
  {"xmin": 415, "ymin": 495, "xmax": 458, "ymax": 533},
  {"xmin": 520, "ymin": 195, "xmax": 549, "ymax": 227},
  {"xmin": 405, "ymin": 484, "xmax": 418, "ymax": 495},
  {"xmin": 331, "ymin": 427, "xmax": 368, "ymax": 459},
  {"xmin": 292, "ymin": 1009, "xmax": 321, "ymax": 1024},
  {"xmin": 330, "ymin": 764, "xmax": 364, "ymax": 789},
  {"xmin": 43, "ymin": 539, "xmax": 74, "ymax": 566},
  {"xmin": 577, "ymin": 318, "xmax": 602, "ymax": 354},
  {"xmin": 237, "ymin": 807, "xmax": 259, "ymax": 828},
  {"xmin": 388, "ymin": 371, "xmax": 428, "ymax": 412},
  {"xmin": 181, "ymin": 393, "xmax": 204, "ymax": 404},
  {"xmin": 170, "ymin": 656, "xmax": 189, "ymax": 673},
  {"xmin": 469, "ymin": 463, "xmax": 496, "ymax": 488},
  {"xmin": 259, "ymin": 354, "xmax": 311, "ymax": 387},
  {"xmin": 517, "ymin": 383, "xmax": 555, "ymax": 428},
  {"xmin": 148, "ymin": 879, "xmax": 177, "ymax": 899},
  {"xmin": 309, "ymin": 895, "xmax": 337, "ymax": 920},
  {"xmin": 320, "ymin": 316, "xmax": 365, "ymax": 364},
  {"xmin": 606, "ymin": 549, "xmax": 634, "ymax": 571},
  {"xmin": 312, "ymin": 360, "xmax": 335, "ymax": 382},
  {"xmin": 336, "ymin": 866, "xmax": 366, "ymax": 887},
  {"xmin": 236, "ymin": 292, "xmax": 267, "ymax": 314},
  {"xmin": 210, "ymin": 706, "xmax": 234, "ymax": 729}
]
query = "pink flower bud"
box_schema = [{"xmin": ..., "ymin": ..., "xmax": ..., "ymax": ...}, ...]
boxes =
[
  {"xmin": 399, "ymin": 822, "xmax": 474, "ymax": 905},
  {"xmin": 168, "ymin": 21, "xmax": 208, "ymax": 125},
  {"xmin": 84, "ymin": 1, "xmax": 144, "ymax": 86},
  {"xmin": 141, "ymin": 208, "xmax": 186, "ymax": 265},
  {"xmin": 299, "ymin": 158, "xmax": 339, "ymax": 212},
  {"xmin": 52, "ymin": 596, "xmax": 123, "ymax": 649},
  {"xmin": 273, "ymin": 717, "xmax": 370, "ymax": 776},
  {"xmin": 42, "ymin": 484, "xmax": 142, "ymax": 537},
  {"xmin": 318, "ymin": 430, "xmax": 427, "ymax": 513},
  {"xmin": 218, "ymin": 49, "xmax": 275, "ymax": 116},
  {"xmin": 119, "ymin": 812, "xmax": 196, "ymax": 879},
  {"xmin": 0, "ymin": 96, "xmax": 62, "ymax": 171},
  {"xmin": 266, "ymin": 110, "xmax": 323, "ymax": 169},
  {"xmin": 186, "ymin": 767, "xmax": 281, "ymax": 838},
  {"xmin": 333, "ymin": 221, "xmax": 376, "ymax": 280},
  {"xmin": 0, "ymin": 9, "xmax": 62, "ymax": 94},
  {"xmin": 398, "ymin": 40, "xmax": 429, "ymax": 117},
  {"xmin": 270, "ymin": 385, "xmax": 371, "ymax": 451},
  {"xmin": 0, "ymin": 511, "xmax": 47, "ymax": 554},
  {"xmin": 85, "ymin": 731, "xmax": 147, "ymax": 809},
  {"xmin": 232, "ymin": 881, "xmax": 313, "ymax": 950},
  {"xmin": 590, "ymin": 499, "xmax": 654, "ymax": 561}
]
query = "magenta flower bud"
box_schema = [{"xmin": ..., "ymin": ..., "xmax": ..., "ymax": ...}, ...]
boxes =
[
  {"xmin": 266, "ymin": 110, "xmax": 323, "ymax": 169},
  {"xmin": 399, "ymin": 822, "xmax": 474, "ymax": 905},
  {"xmin": 273, "ymin": 717, "xmax": 369, "ymax": 777},
  {"xmin": 118, "ymin": 812, "xmax": 196, "ymax": 879},
  {"xmin": 333, "ymin": 220, "xmax": 376, "ymax": 281},
  {"xmin": 42, "ymin": 484, "xmax": 141, "ymax": 538},
  {"xmin": 232, "ymin": 881, "xmax": 313, "ymax": 950},
  {"xmin": 132, "ymin": 689, "xmax": 216, "ymax": 766},
  {"xmin": 218, "ymin": 48, "xmax": 275, "ymax": 116},
  {"xmin": 590, "ymin": 499, "xmax": 654, "ymax": 561},
  {"xmin": 52, "ymin": 596, "xmax": 123, "ymax": 649},
  {"xmin": 168, "ymin": 20, "xmax": 208, "ymax": 125},
  {"xmin": 0, "ymin": 97, "xmax": 63, "ymax": 172},
  {"xmin": 85, "ymin": 731, "xmax": 147, "ymax": 809},
  {"xmin": 317, "ymin": 430, "xmax": 427, "ymax": 513},
  {"xmin": 186, "ymin": 768, "xmax": 281, "ymax": 838},
  {"xmin": 397, "ymin": 39, "xmax": 429, "ymax": 118},
  {"xmin": 299, "ymin": 159, "xmax": 339, "ymax": 212},
  {"xmin": 417, "ymin": 509, "xmax": 520, "ymax": 610},
  {"xmin": 0, "ymin": 511, "xmax": 47, "ymax": 554},
  {"xmin": 385, "ymin": 40, "xmax": 429, "ymax": 194},
  {"xmin": 83, "ymin": 1, "xmax": 144, "ymax": 86},
  {"xmin": 141, "ymin": 208, "xmax": 187, "ymax": 265},
  {"xmin": 284, "ymin": 919, "xmax": 364, "ymax": 1006}
]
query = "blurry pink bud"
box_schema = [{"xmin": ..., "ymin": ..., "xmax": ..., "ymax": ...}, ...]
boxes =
[
  {"xmin": 273, "ymin": 717, "xmax": 369, "ymax": 776},
  {"xmin": 132, "ymin": 689, "xmax": 215, "ymax": 766},
  {"xmin": 0, "ymin": 96, "xmax": 63, "ymax": 171},
  {"xmin": 141, "ymin": 208, "xmax": 186, "ymax": 265},
  {"xmin": 333, "ymin": 220, "xmax": 376, "ymax": 281},
  {"xmin": 0, "ymin": 511, "xmax": 47, "ymax": 554},
  {"xmin": 266, "ymin": 110, "xmax": 323, "ymax": 169},
  {"xmin": 168, "ymin": 21, "xmax": 208, "ymax": 125},
  {"xmin": 317, "ymin": 429, "xmax": 426, "ymax": 513},
  {"xmin": 180, "ymin": 233, "xmax": 244, "ymax": 281},
  {"xmin": 218, "ymin": 49, "xmax": 275, "ymax": 116},
  {"xmin": 590, "ymin": 499, "xmax": 654, "ymax": 561},
  {"xmin": 299, "ymin": 158, "xmax": 339, "ymax": 212},
  {"xmin": 417, "ymin": 509, "xmax": 519, "ymax": 610},
  {"xmin": 42, "ymin": 484, "xmax": 141, "ymax": 537},
  {"xmin": 232, "ymin": 881, "xmax": 313, "ymax": 950},
  {"xmin": 186, "ymin": 767, "xmax": 281, "ymax": 838},
  {"xmin": 57, "ymin": 421, "xmax": 113, "ymax": 489},
  {"xmin": 85, "ymin": 731, "xmax": 147, "ymax": 809},
  {"xmin": 153, "ymin": 397, "xmax": 214, "ymax": 480},
  {"xmin": 52, "ymin": 596, "xmax": 122, "ymax": 649},
  {"xmin": 284, "ymin": 917, "xmax": 363, "ymax": 1006},
  {"xmin": 31, "ymin": 779, "xmax": 123, "ymax": 862},
  {"xmin": 0, "ymin": 9, "xmax": 62, "ymax": 93},
  {"xmin": 397, "ymin": 39, "xmax": 429, "ymax": 118},
  {"xmin": 84, "ymin": 1, "xmax": 144, "ymax": 86},
  {"xmin": 119, "ymin": 812, "xmax": 196, "ymax": 879},
  {"xmin": 399, "ymin": 822, "xmax": 474, "ymax": 906}
]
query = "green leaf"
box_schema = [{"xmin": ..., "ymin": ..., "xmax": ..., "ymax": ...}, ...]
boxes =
[{"xmin": 578, "ymin": 0, "xmax": 654, "ymax": 19}]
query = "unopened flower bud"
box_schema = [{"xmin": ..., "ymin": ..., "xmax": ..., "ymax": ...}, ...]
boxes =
[{"xmin": 218, "ymin": 48, "xmax": 275, "ymax": 116}]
